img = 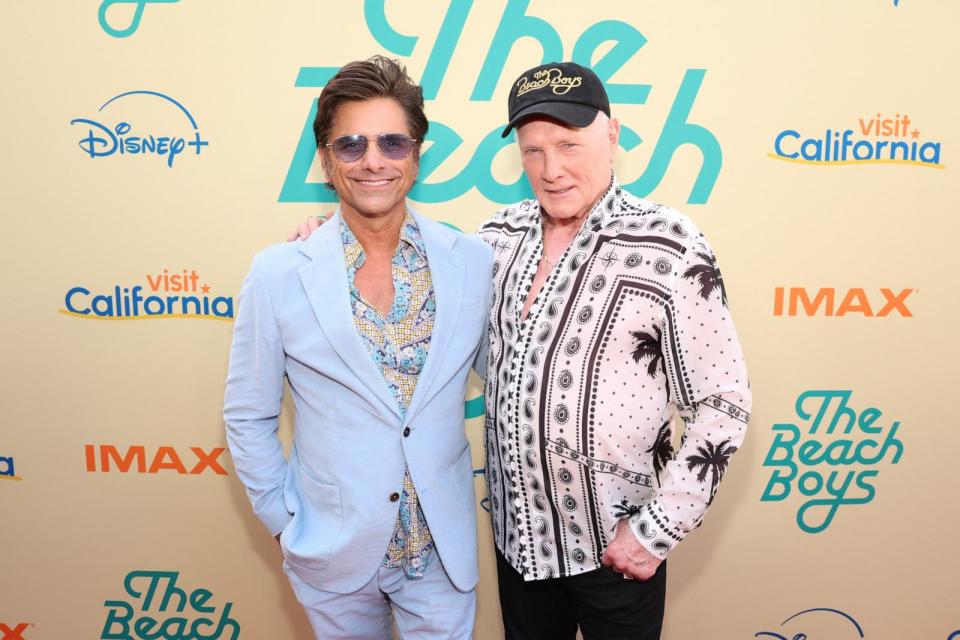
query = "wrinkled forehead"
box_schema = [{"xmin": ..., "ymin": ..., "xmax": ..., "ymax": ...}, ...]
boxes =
[{"xmin": 515, "ymin": 113, "xmax": 605, "ymax": 145}]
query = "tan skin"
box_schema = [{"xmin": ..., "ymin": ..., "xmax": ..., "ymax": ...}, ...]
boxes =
[{"xmin": 288, "ymin": 112, "xmax": 663, "ymax": 581}]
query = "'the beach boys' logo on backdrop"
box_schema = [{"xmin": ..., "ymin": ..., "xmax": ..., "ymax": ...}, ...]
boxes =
[
  {"xmin": 70, "ymin": 91, "xmax": 208, "ymax": 168},
  {"xmin": 98, "ymin": 0, "xmax": 180, "ymax": 38},
  {"xmin": 281, "ymin": 0, "xmax": 722, "ymax": 205},
  {"xmin": 0, "ymin": 454, "xmax": 21, "ymax": 481},
  {"xmin": 761, "ymin": 390, "xmax": 903, "ymax": 533},
  {"xmin": 101, "ymin": 571, "xmax": 239, "ymax": 639},
  {"xmin": 61, "ymin": 269, "xmax": 233, "ymax": 321},
  {"xmin": 771, "ymin": 113, "xmax": 943, "ymax": 168},
  {"xmin": 756, "ymin": 608, "xmax": 865, "ymax": 639}
]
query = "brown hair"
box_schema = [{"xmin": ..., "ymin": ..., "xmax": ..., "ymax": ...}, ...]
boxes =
[{"xmin": 313, "ymin": 55, "xmax": 428, "ymax": 154}]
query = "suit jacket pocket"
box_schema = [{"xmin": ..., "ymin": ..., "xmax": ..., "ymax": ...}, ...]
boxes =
[{"xmin": 280, "ymin": 469, "xmax": 343, "ymax": 570}]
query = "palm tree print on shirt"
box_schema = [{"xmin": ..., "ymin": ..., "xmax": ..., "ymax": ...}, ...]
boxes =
[
  {"xmin": 684, "ymin": 438, "xmax": 737, "ymax": 506},
  {"xmin": 682, "ymin": 251, "xmax": 727, "ymax": 307},
  {"xmin": 646, "ymin": 422, "xmax": 675, "ymax": 484},
  {"xmin": 630, "ymin": 326, "xmax": 663, "ymax": 377}
]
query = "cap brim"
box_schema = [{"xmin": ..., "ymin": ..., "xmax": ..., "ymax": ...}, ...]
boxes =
[{"xmin": 500, "ymin": 102, "xmax": 601, "ymax": 138}]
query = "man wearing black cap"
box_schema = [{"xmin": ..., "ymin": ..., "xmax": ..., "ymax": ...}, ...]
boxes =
[
  {"xmin": 477, "ymin": 61, "xmax": 751, "ymax": 639},
  {"xmin": 289, "ymin": 60, "xmax": 751, "ymax": 640}
]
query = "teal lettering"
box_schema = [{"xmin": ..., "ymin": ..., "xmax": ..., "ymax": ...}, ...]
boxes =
[
  {"xmin": 796, "ymin": 470, "xmax": 874, "ymax": 534},
  {"xmin": 795, "ymin": 390, "xmax": 856, "ymax": 435},
  {"xmin": 101, "ymin": 600, "xmax": 133, "ymax": 638},
  {"xmin": 571, "ymin": 21, "xmax": 650, "ymax": 104},
  {"xmin": 471, "ymin": 0, "xmax": 562, "ymax": 101},
  {"xmin": 420, "ymin": 0, "xmax": 474, "ymax": 99},
  {"xmin": 622, "ymin": 70, "xmax": 721, "ymax": 204},
  {"xmin": 364, "ymin": 0, "xmax": 417, "ymax": 56}
]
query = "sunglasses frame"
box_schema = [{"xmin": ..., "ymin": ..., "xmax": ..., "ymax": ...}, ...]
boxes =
[{"xmin": 324, "ymin": 133, "xmax": 419, "ymax": 162}]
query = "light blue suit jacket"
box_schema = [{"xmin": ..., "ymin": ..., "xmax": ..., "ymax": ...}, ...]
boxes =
[{"xmin": 224, "ymin": 211, "xmax": 493, "ymax": 594}]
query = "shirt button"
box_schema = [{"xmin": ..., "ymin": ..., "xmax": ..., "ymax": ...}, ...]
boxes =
[
  {"xmin": 389, "ymin": 492, "xmax": 400, "ymax": 502},
  {"xmin": 403, "ymin": 427, "xmax": 411, "ymax": 437}
]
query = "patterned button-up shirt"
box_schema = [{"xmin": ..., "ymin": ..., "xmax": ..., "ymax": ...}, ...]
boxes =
[
  {"xmin": 477, "ymin": 178, "xmax": 751, "ymax": 580},
  {"xmin": 342, "ymin": 213, "xmax": 436, "ymax": 578}
]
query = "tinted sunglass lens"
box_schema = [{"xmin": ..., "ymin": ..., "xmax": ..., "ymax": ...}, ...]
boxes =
[
  {"xmin": 332, "ymin": 136, "xmax": 367, "ymax": 162},
  {"xmin": 378, "ymin": 135, "xmax": 414, "ymax": 159}
]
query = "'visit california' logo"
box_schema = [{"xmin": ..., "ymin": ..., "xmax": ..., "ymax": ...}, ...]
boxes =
[
  {"xmin": 60, "ymin": 268, "xmax": 233, "ymax": 321},
  {"xmin": 770, "ymin": 112, "xmax": 943, "ymax": 169}
]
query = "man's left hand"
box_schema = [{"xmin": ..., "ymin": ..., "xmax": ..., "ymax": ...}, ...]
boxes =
[{"xmin": 601, "ymin": 519, "xmax": 663, "ymax": 581}]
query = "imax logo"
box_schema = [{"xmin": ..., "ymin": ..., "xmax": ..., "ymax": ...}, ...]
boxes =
[
  {"xmin": 84, "ymin": 445, "xmax": 227, "ymax": 475},
  {"xmin": 773, "ymin": 287, "xmax": 914, "ymax": 317},
  {"xmin": 0, "ymin": 624, "xmax": 30, "ymax": 640}
]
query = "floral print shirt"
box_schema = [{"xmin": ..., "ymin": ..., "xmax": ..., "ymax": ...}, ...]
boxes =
[{"xmin": 342, "ymin": 213, "xmax": 436, "ymax": 578}]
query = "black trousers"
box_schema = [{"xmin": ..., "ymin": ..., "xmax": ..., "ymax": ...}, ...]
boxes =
[{"xmin": 496, "ymin": 549, "xmax": 666, "ymax": 640}]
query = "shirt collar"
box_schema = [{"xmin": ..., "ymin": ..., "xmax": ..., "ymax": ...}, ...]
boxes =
[{"xmin": 340, "ymin": 211, "xmax": 426, "ymax": 268}]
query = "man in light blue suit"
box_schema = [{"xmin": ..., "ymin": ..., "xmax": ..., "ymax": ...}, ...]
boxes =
[{"xmin": 223, "ymin": 56, "xmax": 492, "ymax": 639}]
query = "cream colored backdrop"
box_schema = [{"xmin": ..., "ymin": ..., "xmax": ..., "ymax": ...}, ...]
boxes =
[{"xmin": 2, "ymin": 1, "xmax": 958, "ymax": 638}]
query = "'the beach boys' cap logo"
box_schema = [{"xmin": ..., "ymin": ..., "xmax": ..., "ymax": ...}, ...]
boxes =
[
  {"xmin": 770, "ymin": 113, "xmax": 943, "ymax": 169},
  {"xmin": 61, "ymin": 268, "xmax": 233, "ymax": 321},
  {"xmin": 70, "ymin": 90, "xmax": 209, "ymax": 168},
  {"xmin": 515, "ymin": 68, "xmax": 583, "ymax": 96}
]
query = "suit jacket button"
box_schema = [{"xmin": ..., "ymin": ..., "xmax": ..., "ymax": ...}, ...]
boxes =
[
  {"xmin": 389, "ymin": 492, "xmax": 400, "ymax": 502},
  {"xmin": 403, "ymin": 427, "xmax": 411, "ymax": 437}
]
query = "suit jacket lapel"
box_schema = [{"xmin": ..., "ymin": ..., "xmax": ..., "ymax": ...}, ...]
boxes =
[
  {"xmin": 297, "ymin": 213, "xmax": 402, "ymax": 423},
  {"xmin": 405, "ymin": 212, "xmax": 466, "ymax": 425}
]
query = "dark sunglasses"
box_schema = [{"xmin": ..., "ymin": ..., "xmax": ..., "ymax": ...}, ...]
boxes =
[{"xmin": 324, "ymin": 134, "xmax": 418, "ymax": 162}]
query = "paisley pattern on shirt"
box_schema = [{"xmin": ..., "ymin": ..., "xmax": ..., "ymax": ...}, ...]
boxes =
[
  {"xmin": 477, "ymin": 178, "xmax": 751, "ymax": 581},
  {"xmin": 342, "ymin": 214, "xmax": 436, "ymax": 578}
]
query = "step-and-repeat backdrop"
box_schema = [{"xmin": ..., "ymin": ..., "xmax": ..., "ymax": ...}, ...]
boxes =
[{"xmin": 2, "ymin": 1, "xmax": 958, "ymax": 638}]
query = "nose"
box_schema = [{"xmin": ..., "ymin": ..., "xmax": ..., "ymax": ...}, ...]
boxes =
[
  {"xmin": 542, "ymin": 148, "xmax": 563, "ymax": 182},
  {"xmin": 359, "ymin": 140, "xmax": 386, "ymax": 172}
]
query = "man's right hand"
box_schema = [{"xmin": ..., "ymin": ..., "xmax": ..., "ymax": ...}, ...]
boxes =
[{"xmin": 286, "ymin": 213, "xmax": 331, "ymax": 242}]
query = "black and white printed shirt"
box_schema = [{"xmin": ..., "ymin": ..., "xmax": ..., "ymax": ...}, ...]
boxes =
[{"xmin": 477, "ymin": 177, "xmax": 751, "ymax": 580}]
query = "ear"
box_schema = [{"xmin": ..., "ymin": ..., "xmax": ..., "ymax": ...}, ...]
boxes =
[{"xmin": 608, "ymin": 117, "xmax": 621, "ymax": 159}]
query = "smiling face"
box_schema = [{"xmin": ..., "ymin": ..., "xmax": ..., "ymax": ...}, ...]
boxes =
[
  {"xmin": 321, "ymin": 97, "xmax": 418, "ymax": 221},
  {"xmin": 516, "ymin": 112, "xmax": 619, "ymax": 223}
]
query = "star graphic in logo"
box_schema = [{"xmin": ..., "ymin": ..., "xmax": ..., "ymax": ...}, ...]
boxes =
[
  {"xmin": 911, "ymin": 129, "xmax": 920, "ymax": 139},
  {"xmin": 201, "ymin": 283, "xmax": 211, "ymax": 294}
]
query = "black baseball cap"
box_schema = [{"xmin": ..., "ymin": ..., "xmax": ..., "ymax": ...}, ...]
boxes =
[{"xmin": 501, "ymin": 61, "xmax": 611, "ymax": 138}]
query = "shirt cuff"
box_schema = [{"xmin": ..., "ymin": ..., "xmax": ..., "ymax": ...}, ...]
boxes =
[{"xmin": 628, "ymin": 502, "xmax": 684, "ymax": 561}]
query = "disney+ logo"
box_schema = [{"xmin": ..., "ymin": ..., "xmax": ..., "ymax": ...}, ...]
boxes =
[
  {"xmin": 70, "ymin": 91, "xmax": 208, "ymax": 168},
  {"xmin": 756, "ymin": 608, "xmax": 865, "ymax": 639}
]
